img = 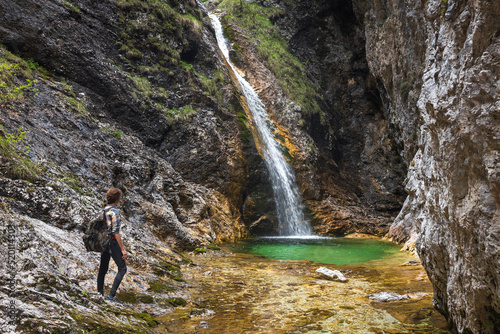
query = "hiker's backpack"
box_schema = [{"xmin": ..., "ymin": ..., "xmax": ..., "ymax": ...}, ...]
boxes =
[{"xmin": 83, "ymin": 208, "xmax": 111, "ymax": 253}]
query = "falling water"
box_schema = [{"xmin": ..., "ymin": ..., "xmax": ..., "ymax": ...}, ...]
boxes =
[{"xmin": 208, "ymin": 12, "xmax": 311, "ymax": 236}]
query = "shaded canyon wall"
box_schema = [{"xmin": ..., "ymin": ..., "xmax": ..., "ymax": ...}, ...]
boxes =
[{"xmin": 355, "ymin": 0, "xmax": 500, "ymax": 332}]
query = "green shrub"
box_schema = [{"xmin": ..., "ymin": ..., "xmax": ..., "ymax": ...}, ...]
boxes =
[
  {"xmin": 0, "ymin": 46, "xmax": 42, "ymax": 103},
  {"xmin": 101, "ymin": 127, "xmax": 123, "ymax": 139},
  {"xmin": 63, "ymin": 175, "xmax": 83, "ymax": 194},
  {"xmin": 0, "ymin": 63, "xmax": 38, "ymax": 102}
]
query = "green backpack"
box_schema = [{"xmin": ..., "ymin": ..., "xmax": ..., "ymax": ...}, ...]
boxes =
[{"xmin": 83, "ymin": 208, "xmax": 112, "ymax": 252}]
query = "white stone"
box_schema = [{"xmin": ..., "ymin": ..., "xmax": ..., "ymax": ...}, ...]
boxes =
[
  {"xmin": 315, "ymin": 267, "xmax": 347, "ymax": 281},
  {"xmin": 369, "ymin": 292, "xmax": 410, "ymax": 302}
]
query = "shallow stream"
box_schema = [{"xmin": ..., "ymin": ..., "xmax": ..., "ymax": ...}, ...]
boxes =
[{"xmin": 156, "ymin": 238, "xmax": 450, "ymax": 333}]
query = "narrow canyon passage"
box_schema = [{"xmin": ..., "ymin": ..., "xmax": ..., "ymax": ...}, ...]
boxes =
[{"xmin": 156, "ymin": 246, "xmax": 449, "ymax": 333}]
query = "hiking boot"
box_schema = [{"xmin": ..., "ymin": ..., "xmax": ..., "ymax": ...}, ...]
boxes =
[{"xmin": 105, "ymin": 295, "xmax": 123, "ymax": 304}]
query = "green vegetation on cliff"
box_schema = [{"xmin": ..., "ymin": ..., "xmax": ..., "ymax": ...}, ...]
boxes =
[
  {"xmin": 0, "ymin": 126, "xmax": 42, "ymax": 182},
  {"xmin": 0, "ymin": 45, "xmax": 39, "ymax": 103},
  {"xmin": 218, "ymin": 0, "xmax": 322, "ymax": 117},
  {"xmin": 0, "ymin": 47, "xmax": 43, "ymax": 182},
  {"xmin": 112, "ymin": 0, "xmax": 230, "ymax": 125}
]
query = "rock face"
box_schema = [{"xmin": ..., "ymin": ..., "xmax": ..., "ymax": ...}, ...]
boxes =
[
  {"xmin": 0, "ymin": 0, "xmax": 248, "ymax": 331},
  {"xmin": 0, "ymin": 0, "xmax": 249, "ymax": 208},
  {"xmin": 355, "ymin": 0, "xmax": 500, "ymax": 332},
  {"xmin": 272, "ymin": 0, "xmax": 407, "ymax": 217}
]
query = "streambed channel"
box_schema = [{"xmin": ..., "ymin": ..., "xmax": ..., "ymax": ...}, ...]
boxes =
[{"xmin": 156, "ymin": 237, "xmax": 450, "ymax": 333}]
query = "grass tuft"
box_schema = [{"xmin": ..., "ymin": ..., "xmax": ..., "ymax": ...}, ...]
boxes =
[{"xmin": 0, "ymin": 126, "xmax": 42, "ymax": 182}]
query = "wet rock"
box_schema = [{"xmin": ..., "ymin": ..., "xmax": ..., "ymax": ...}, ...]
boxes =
[
  {"xmin": 316, "ymin": 267, "xmax": 347, "ymax": 282},
  {"xmin": 407, "ymin": 292, "xmax": 428, "ymax": 300},
  {"xmin": 190, "ymin": 308, "xmax": 215, "ymax": 317},
  {"xmin": 199, "ymin": 320, "xmax": 210, "ymax": 329},
  {"xmin": 402, "ymin": 260, "xmax": 421, "ymax": 266},
  {"xmin": 369, "ymin": 292, "xmax": 410, "ymax": 302},
  {"xmin": 248, "ymin": 215, "xmax": 277, "ymax": 236}
]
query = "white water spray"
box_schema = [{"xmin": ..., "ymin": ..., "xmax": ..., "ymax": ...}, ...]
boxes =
[{"xmin": 208, "ymin": 12, "xmax": 311, "ymax": 236}]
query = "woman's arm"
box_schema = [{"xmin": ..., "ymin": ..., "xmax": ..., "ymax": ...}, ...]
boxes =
[{"xmin": 114, "ymin": 233, "xmax": 127, "ymax": 260}]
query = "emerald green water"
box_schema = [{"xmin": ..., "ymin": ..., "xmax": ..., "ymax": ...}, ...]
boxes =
[{"xmin": 231, "ymin": 236, "xmax": 402, "ymax": 265}]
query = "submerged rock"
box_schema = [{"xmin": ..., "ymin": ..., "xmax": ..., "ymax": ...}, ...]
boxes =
[{"xmin": 369, "ymin": 292, "xmax": 410, "ymax": 302}]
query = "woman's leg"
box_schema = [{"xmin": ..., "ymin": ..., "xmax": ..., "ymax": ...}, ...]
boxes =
[
  {"xmin": 109, "ymin": 239, "xmax": 127, "ymax": 297},
  {"xmin": 97, "ymin": 249, "xmax": 111, "ymax": 295}
]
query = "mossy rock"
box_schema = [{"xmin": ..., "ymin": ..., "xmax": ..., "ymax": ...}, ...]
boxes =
[
  {"xmin": 70, "ymin": 311, "xmax": 150, "ymax": 334},
  {"xmin": 0, "ymin": 202, "xmax": 11, "ymax": 213},
  {"xmin": 115, "ymin": 291, "xmax": 154, "ymax": 304},
  {"xmin": 152, "ymin": 260, "xmax": 183, "ymax": 281},
  {"xmin": 208, "ymin": 243, "xmax": 221, "ymax": 251},
  {"xmin": 152, "ymin": 263, "xmax": 180, "ymax": 275},
  {"xmin": 138, "ymin": 294, "xmax": 155, "ymax": 304},
  {"xmin": 181, "ymin": 253, "xmax": 193, "ymax": 264},
  {"xmin": 136, "ymin": 312, "xmax": 159, "ymax": 327},
  {"xmin": 167, "ymin": 297, "xmax": 187, "ymax": 307},
  {"xmin": 193, "ymin": 248, "xmax": 206, "ymax": 254},
  {"xmin": 147, "ymin": 279, "xmax": 175, "ymax": 293},
  {"xmin": 116, "ymin": 291, "xmax": 137, "ymax": 303}
]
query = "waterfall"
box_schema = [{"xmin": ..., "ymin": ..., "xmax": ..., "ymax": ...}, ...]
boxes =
[{"xmin": 208, "ymin": 12, "xmax": 311, "ymax": 236}]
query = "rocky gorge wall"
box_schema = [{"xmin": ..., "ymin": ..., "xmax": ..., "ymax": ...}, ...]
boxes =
[
  {"xmin": 215, "ymin": 0, "xmax": 409, "ymax": 236},
  {"xmin": 355, "ymin": 0, "xmax": 500, "ymax": 332},
  {"xmin": 0, "ymin": 0, "xmax": 249, "ymax": 331}
]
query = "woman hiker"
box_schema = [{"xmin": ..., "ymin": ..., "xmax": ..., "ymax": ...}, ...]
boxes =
[{"xmin": 97, "ymin": 187, "xmax": 127, "ymax": 303}]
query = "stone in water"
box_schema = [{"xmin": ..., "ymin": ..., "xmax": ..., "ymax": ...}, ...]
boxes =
[
  {"xmin": 316, "ymin": 267, "xmax": 347, "ymax": 281},
  {"xmin": 369, "ymin": 291, "xmax": 410, "ymax": 302}
]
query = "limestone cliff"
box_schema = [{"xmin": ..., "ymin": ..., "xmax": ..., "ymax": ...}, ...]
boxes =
[{"xmin": 356, "ymin": 0, "xmax": 500, "ymax": 332}]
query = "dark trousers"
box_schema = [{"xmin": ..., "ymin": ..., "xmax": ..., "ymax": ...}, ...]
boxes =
[{"xmin": 97, "ymin": 239, "xmax": 127, "ymax": 297}]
